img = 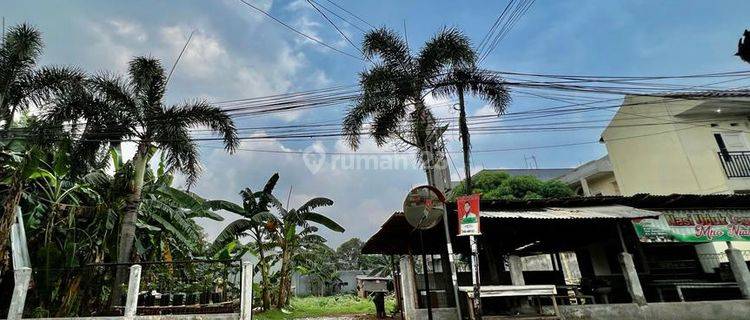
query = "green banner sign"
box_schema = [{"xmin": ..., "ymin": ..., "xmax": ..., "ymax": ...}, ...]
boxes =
[{"xmin": 632, "ymin": 210, "xmax": 750, "ymax": 243}]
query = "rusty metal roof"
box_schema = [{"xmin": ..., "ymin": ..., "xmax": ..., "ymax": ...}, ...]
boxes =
[{"xmin": 482, "ymin": 205, "xmax": 661, "ymax": 220}]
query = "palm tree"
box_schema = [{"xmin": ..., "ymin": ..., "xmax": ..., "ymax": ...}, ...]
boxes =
[
  {"xmin": 434, "ymin": 66, "xmax": 510, "ymax": 193},
  {"xmin": 266, "ymin": 196, "xmax": 344, "ymax": 308},
  {"xmin": 209, "ymin": 173, "xmax": 280, "ymax": 311},
  {"xmin": 342, "ymin": 27, "xmax": 474, "ymax": 187},
  {"xmin": 0, "ymin": 23, "xmax": 83, "ymax": 271},
  {"xmin": 41, "ymin": 56, "xmax": 238, "ymax": 301},
  {"xmin": 0, "ymin": 23, "xmax": 84, "ymax": 130}
]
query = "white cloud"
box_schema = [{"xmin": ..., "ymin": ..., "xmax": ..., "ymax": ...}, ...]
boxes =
[
  {"xmin": 473, "ymin": 104, "xmax": 505, "ymax": 118},
  {"xmin": 109, "ymin": 20, "xmax": 148, "ymax": 42},
  {"xmin": 160, "ymin": 26, "xmax": 227, "ymax": 80},
  {"xmin": 82, "ymin": 19, "xmax": 328, "ymax": 122}
]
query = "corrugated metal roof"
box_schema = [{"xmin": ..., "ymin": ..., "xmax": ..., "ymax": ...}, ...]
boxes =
[{"xmin": 481, "ymin": 205, "xmax": 660, "ymax": 220}]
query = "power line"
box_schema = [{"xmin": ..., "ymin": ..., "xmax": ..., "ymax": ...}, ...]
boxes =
[
  {"xmin": 166, "ymin": 29, "xmax": 195, "ymax": 87},
  {"xmin": 479, "ymin": 0, "xmax": 535, "ymax": 62},
  {"xmin": 323, "ymin": 0, "xmax": 375, "ymax": 29},
  {"xmin": 308, "ymin": 0, "xmax": 369, "ymax": 33},
  {"xmin": 306, "ymin": 0, "xmax": 365, "ymax": 57},
  {"xmin": 237, "ymin": 0, "xmax": 364, "ymax": 61},
  {"xmin": 476, "ymin": 0, "xmax": 515, "ymax": 56}
]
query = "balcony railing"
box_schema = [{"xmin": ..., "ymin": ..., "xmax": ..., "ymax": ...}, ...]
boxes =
[{"xmin": 718, "ymin": 151, "xmax": 750, "ymax": 178}]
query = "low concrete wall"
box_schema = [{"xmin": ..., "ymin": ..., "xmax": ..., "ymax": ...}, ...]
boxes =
[
  {"xmin": 22, "ymin": 314, "xmax": 238, "ymax": 320},
  {"xmin": 550, "ymin": 300, "xmax": 750, "ymax": 320}
]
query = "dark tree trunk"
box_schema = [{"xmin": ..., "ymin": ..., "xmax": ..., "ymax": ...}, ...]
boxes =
[
  {"xmin": 457, "ymin": 87, "xmax": 472, "ymax": 194},
  {"xmin": 0, "ymin": 176, "xmax": 23, "ymax": 274},
  {"xmin": 255, "ymin": 233, "xmax": 271, "ymax": 311},
  {"xmin": 276, "ymin": 249, "xmax": 291, "ymax": 308}
]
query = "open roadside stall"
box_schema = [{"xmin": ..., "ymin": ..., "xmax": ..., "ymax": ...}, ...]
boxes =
[{"xmin": 362, "ymin": 194, "xmax": 750, "ymax": 320}]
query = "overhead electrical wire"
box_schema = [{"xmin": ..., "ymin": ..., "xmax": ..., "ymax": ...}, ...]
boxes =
[
  {"xmin": 308, "ymin": 0, "xmax": 369, "ymax": 33},
  {"xmin": 322, "ymin": 0, "xmax": 375, "ymax": 30},
  {"xmin": 6, "ymin": 69, "xmax": 750, "ymax": 148},
  {"xmin": 305, "ymin": 0, "xmax": 366, "ymax": 58},
  {"xmin": 236, "ymin": 0, "xmax": 364, "ymax": 61}
]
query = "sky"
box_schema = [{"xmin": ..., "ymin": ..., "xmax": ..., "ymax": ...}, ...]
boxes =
[{"xmin": 4, "ymin": 0, "xmax": 750, "ymax": 246}]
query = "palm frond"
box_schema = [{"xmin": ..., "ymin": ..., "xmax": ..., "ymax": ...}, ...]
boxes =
[
  {"xmin": 417, "ymin": 27, "xmax": 475, "ymax": 82},
  {"xmin": 163, "ymin": 100, "xmax": 239, "ymax": 152},
  {"xmin": 362, "ymin": 27, "xmax": 411, "ymax": 67},
  {"xmin": 128, "ymin": 57, "xmax": 166, "ymax": 117},
  {"xmin": 156, "ymin": 124, "xmax": 202, "ymax": 187}
]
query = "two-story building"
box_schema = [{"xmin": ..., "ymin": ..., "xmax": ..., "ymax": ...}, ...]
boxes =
[{"xmin": 559, "ymin": 91, "xmax": 750, "ymax": 253}]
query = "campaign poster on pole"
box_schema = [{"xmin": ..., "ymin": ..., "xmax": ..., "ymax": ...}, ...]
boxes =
[{"xmin": 457, "ymin": 194, "xmax": 481, "ymax": 236}]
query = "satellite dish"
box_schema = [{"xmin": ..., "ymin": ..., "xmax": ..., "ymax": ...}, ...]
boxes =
[{"xmin": 403, "ymin": 185, "xmax": 446, "ymax": 230}]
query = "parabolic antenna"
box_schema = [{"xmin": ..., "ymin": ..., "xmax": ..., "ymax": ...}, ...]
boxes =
[{"xmin": 403, "ymin": 185, "xmax": 446, "ymax": 230}]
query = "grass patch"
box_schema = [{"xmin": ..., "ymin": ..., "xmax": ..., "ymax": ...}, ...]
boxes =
[{"xmin": 254, "ymin": 295, "xmax": 396, "ymax": 319}]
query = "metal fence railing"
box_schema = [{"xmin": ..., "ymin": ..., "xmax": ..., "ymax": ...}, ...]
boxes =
[
  {"xmin": 717, "ymin": 151, "xmax": 750, "ymax": 178},
  {"xmin": 136, "ymin": 260, "xmax": 242, "ymax": 315}
]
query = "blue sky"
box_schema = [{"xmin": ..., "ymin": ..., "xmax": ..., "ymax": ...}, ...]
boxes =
[{"xmin": 4, "ymin": 0, "xmax": 750, "ymax": 245}]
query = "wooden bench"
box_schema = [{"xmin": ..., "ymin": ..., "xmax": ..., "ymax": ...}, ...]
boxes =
[{"xmin": 458, "ymin": 285, "xmax": 560, "ymax": 319}]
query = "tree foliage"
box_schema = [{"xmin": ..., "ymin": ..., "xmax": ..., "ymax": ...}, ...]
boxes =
[{"xmin": 450, "ymin": 171, "xmax": 575, "ymax": 200}]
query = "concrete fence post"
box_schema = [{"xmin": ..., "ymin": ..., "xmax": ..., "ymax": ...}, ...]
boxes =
[
  {"xmin": 8, "ymin": 267, "xmax": 32, "ymax": 320},
  {"xmin": 619, "ymin": 252, "xmax": 647, "ymax": 306},
  {"xmin": 124, "ymin": 265, "xmax": 141, "ymax": 319},
  {"xmin": 240, "ymin": 261, "xmax": 253, "ymax": 320},
  {"xmin": 725, "ymin": 248, "xmax": 750, "ymax": 299},
  {"xmin": 399, "ymin": 256, "xmax": 418, "ymax": 320}
]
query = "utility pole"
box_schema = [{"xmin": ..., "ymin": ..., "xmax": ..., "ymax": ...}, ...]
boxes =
[
  {"xmin": 470, "ymin": 235, "xmax": 482, "ymax": 320},
  {"xmin": 418, "ymin": 230, "xmax": 433, "ymax": 320}
]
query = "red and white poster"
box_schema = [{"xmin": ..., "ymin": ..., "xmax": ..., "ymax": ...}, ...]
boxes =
[{"xmin": 457, "ymin": 194, "xmax": 481, "ymax": 236}]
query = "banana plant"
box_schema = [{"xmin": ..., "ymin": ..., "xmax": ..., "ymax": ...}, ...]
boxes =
[
  {"xmin": 265, "ymin": 196, "xmax": 344, "ymax": 308},
  {"xmin": 209, "ymin": 173, "xmax": 280, "ymax": 311},
  {"xmin": 136, "ymin": 151, "xmax": 226, "ymax": 261}
]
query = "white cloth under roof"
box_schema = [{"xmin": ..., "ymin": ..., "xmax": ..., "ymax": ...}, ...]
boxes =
[{"xmin": 481, "ymin": 205, "xmax": 660, "ymax": 220}]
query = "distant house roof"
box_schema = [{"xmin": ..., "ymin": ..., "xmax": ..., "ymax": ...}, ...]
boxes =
[{"xmin": 557, "ymin": 155, "xmax": 612, "ymax": 185}]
